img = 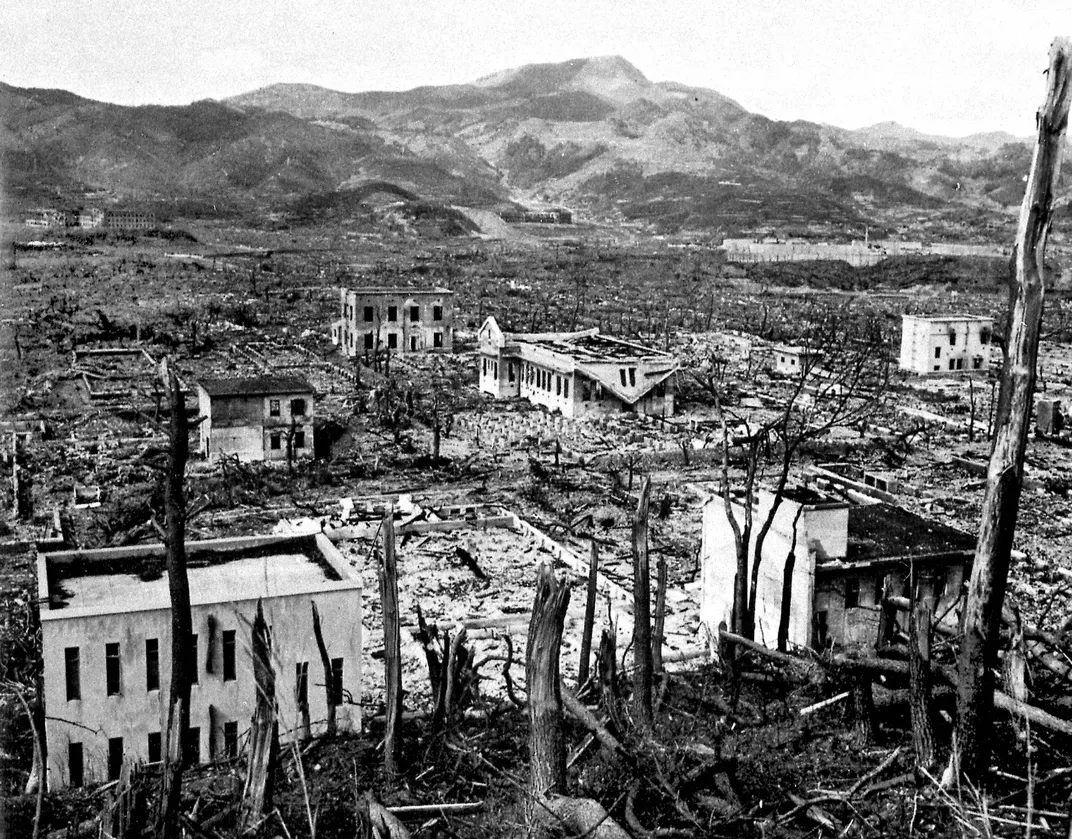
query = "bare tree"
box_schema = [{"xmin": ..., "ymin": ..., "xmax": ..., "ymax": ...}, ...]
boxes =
[
  {"xmin": 954, "ymin": 38, "xmax": 1072, "ymax": 782},
  {"xmin": 696, "ymin": 304, "xmax": 889, "ymax": 641}
]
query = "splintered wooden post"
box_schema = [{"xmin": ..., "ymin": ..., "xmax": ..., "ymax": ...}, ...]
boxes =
[
  {"xmin": 240, "ymin": 600, "xmax": 278, "ymax": 831},
  {"xmin": 380, "ymin": 510, "xmax": 403, "ymax": 779},
  {"xmin": 956, "ymin": 38, "xmax": 1072, "ymax": 782},
  {"xmin": 526, "ymin": 563, "xmax": 571, "ymax": 822},
  {"xmin": 632, "ymin": 477, "xmax": 654, "ymax": 730},
  {"xmin": 578, "ymin": 541, "xmax": 599, "ymax": 689},
  {"xmin": 653, "ymin": 549, "xmax": 668, "ymax": 675},
  {"xmin": 311, "ymin": 600, "xmax": 337, "ymax": 736}
]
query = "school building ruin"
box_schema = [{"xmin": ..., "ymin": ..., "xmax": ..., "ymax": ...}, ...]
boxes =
[{"xmin": 477, "ymin": 317, "xmax": 678, "ymax": 418}]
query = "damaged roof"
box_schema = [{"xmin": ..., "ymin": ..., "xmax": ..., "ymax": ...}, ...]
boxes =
[
  {"xmin": 839, "ymin": 503, "xmax": 976, "ymax": 566},
  {"xmin": 199, "ymin": 375, "xmax": 314, "ymax": 397}
]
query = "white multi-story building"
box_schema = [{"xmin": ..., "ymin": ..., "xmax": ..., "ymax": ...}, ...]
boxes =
[
  {"xmin": 38, "ymin": 533, "xmax": 362, "ymax": 789},
  {"xmin": 477, "ymin": 317, "xmax": 677, "ymax": 419},
  {"xmin": 899, "ymin": 314, "xmax": 994, "ymax": 375}
]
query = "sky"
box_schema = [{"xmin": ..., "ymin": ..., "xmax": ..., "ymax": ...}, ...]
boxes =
[{"xmin": 3, "ymin": 0, "xmax": 1071, "ymax": 137}]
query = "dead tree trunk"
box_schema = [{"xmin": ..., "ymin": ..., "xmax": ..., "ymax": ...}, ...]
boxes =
[
  {"xmin": 850, "ymin": 675, "xmax": 876, "ymax": 747},
  {"xmin": 311, "ymin": 600, "xmax": 337, "ymax": 736},
  {"xmin": 955, "ymin": 39, "xmax": 1072, "ymax": 782},
  {"xmin": 155, "ymin": 360, "xmax": 192, "ymax": 839},
  {"xmin": 526, "ymin": 564, "xmax": 571, "ymax": 822},
  {"xmin": 240, "ymin": 600, "xmax": 278, "ymax": 831},
  {"xmin": 379, "ymin": 512, "xmax": 403, "ymax": 779},
  {"xmin": 597, "ymin": 623, "xmax": 625, "ymax": 734},
  {"xmin": 632, "ymin": 477, "xmax": 654, "ymax": 730},
  {"xmin": 653, "ymin": 549, "xmax": 668, "ymax": 676},
  {"xmin": 910, "ymin": 599, "xmax": 935, "ymax": 770},
  {"xmin": 578, "ymin": 542, "xmax": 599, "ymax": 690},
  {"xmin": 777, "ymin": 508, "xmax": 805, "ymax": 652}
]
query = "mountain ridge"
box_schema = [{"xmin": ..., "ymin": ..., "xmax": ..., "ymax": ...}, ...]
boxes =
[{"xmin": 2, "ymin": 56, "xmax": 1039, "ymax": 235}]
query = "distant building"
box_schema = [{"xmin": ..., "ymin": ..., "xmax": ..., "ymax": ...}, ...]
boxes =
[
  {"xmin": 700, "ymin": 487, "xmax": 974, "ymax": 651},
  {"xmin": 197, "ymin": 376, "xmax": 314, "ymax": 463},
  {"xmin": 105, "ymin": 210, "xmax": 156, "ymax": 230},
  {"xmin": 78, "ymin": 208, "xmax": 105, "ymax": 228},
  {"xmin": 477, "ymin": 317, "xmax": 678, "ymax": 419},
  {"xmin": 24, "ymin": 208, "xmax": 69, "ymax": 228},
  {"xmin": 772, "ymin": 345, "xmax": 824, "ymax": 377},
  {"xmin": 499, "ymin": 208, "xmax": 573, "ymax": 224},
  {"xmin": 38, "ymin": 533, "xmax": 362, "ymax": 789},
  {"xmin": 899, "ymin": 314, "xmax": 993, "ymax": 375},
  {"xmin": 334, "ymin": 287, "xmax": 454, "ymax": 356}
]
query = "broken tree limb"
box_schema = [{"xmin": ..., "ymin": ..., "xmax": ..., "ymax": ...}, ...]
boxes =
[
  {"xmin": 956, "ymin": 37, "xmax": 1072, "ymax": 781},
  {"xmin": 526, "ymin": 563, "xmax": 571, "ymax": 822},
  {"xmin": 357, "ymin": 790, "xmax": 412, "ymax": 839}
]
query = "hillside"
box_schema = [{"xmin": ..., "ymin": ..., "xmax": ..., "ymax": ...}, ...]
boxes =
[{"xmin": 1, "ymin": 56, "xmax": 1046, "ymax": 234}]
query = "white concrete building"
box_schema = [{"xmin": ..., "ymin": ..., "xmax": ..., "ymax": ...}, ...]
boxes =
[
  {"xmin": 39, "ymin": 533, "xmax": 362, "ymax": 789},
  {"xmin": 772, "ymin": 345, "xmax": 824, "ymax": 377},
  {"xmin": 899, "ymin": 314, "xmax": 994, "ymax": 375},
  {"xmin": 198, "ymin": 376, "xmax": 314, "ymax": 463},
  {"xmin": 477, "ymin": 317, "xmax": 677, "ymax": 419},
  {"xmin": 333, "ymin": 287, "xmax": 453, "ymax": 356},
  {"xmin": 700, "ymin": 488, "xmax": 973, "ymax": 652}
]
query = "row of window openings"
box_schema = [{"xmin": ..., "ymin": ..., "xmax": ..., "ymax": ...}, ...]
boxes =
[
  {"xmin": 353, "ymin": 332, "xmax": 444, "ymax": 350},
  {"xmin": 65, "ymin": 659, "xmax": 344, "ymax": 787},
  {"xmin": 268, "ymin": 398, "xmax": 306, "ymax": 418},
  {"xmin": 355, "ymin": 305, "xmax": 443, "ymax": 323},
  {"xmin": 66, "ymin": 631, "xmax": 240, "ymax": 700}
]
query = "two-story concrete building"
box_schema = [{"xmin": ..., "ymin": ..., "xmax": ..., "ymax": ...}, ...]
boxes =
[
  {"xmin": 197, "ymin": 377, "xmax": 314, "ymax": 463},
  {"xmin": 899, "ymin": 314, "xmax": 994, "ymax": 375},
  {"xmin": 477, "ymin": 317, "xmax": 677, "ymax": 419},
  {"xmin": 38, "ymin": 533, "xmax": 362, "ymax": 789},
  {"xmin": 700, "ymin": 487, "xmax": 974, "ymax": 652},
  {"xmin": 333, "ymin": 287, "xmax": 453, "ymax": 356}
]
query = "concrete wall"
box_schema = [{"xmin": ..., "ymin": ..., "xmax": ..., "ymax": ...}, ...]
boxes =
[
  {"xmin": 899, "ymin": 316, "xmax": 993, "ymax": 375},
  {"xmin": 339, "ymin": 289, "xmax": 454, "ymax": 356},
  {"xmin": 43, "ymin": 585, "xmax": 361, "ymax": 789}
]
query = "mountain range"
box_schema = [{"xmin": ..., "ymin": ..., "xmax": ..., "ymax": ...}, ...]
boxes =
[{"xmin": 1, "ymin": 55, "xmax": 1041, "ymax": 235}]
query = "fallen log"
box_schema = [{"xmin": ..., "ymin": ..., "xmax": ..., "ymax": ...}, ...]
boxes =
[{"xmin": 721, "ymin": 632, "xmax": 1072, "ymax": 738}]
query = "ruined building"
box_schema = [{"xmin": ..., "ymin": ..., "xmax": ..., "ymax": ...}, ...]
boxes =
[
  {"xmin": 899, "ymin": 314, "xmax": 993, "ymax": 375},
  {"xmin": 38, "ymin": 534, "xmax": 362, "ymax": 789},
  {"xmin": 477, "ymin": 317, "xmax": 678, "ymax": 418},
  {"xmin": 700, "ymin": 487, "xmax": 974, "ymax": 651},
  {"xmin": 197, "ymin": 376, "xmax": 314, "ymax": 463},
  {"xmin": 333, "ymin": 287, "xmax": 454, "ymax": 356}
]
